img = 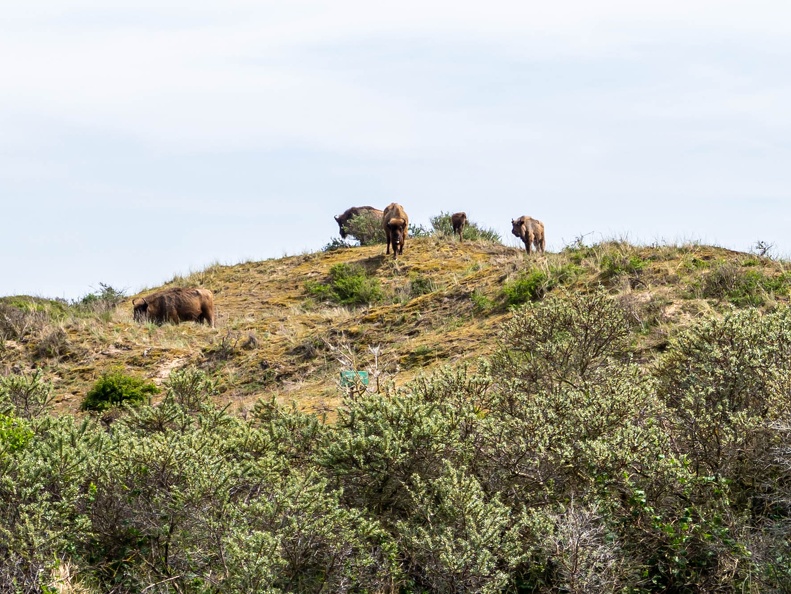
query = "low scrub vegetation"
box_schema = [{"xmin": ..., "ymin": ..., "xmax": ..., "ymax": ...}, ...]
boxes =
[
  {"xmin": 502, "ymin": 262, "xmax": 581, "ymax": 306},
  {"xmin": 305, "ymin": 262, "xmax": 384, "ymax": 306},
  {"xmin": 4, "ymin": 290, "xmax": 791, "ymax": 591},
  {"xmin": 430, "ymin": 211, "xmax": 501, "ymax": 242},
  {"xmin": 80, "ymin": 369, "xmax": 159, "ymax": 411}
]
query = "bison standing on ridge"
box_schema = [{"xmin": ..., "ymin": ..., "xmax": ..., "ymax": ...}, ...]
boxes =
[
  {"xmin": 334, "ymin": 206, "xmax": 384, "ymax": 239},
  {"xmin": 511, "ymin": 216, "xmax": 545, "ymax": 254},
  {"xmin": 383, "ymin": 202, "xmax": 409, "ymax": 259},
  {"xmin": 133, "ymin": 287, "xmax": 215, "ymax": 327},
  {"xmin": 451, "ymin": 212, "xmax": 467, "ymax": 241}
]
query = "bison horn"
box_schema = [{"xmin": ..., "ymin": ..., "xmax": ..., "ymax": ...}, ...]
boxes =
[{"xmin": 334, "ymin": 215, "xmax": 340, "ymax": 221}]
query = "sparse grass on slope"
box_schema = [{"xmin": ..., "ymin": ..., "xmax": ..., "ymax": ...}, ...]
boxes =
[{"xmin": 2, "ymin": 236, "xmax": 790, "ymax": 417}]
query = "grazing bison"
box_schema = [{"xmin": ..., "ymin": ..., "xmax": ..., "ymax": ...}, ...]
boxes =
[
  {"xmin": 334, "ymin": 206, "xmax": 384, "ymax": 239},
  {"xmin": 451, "ymin": 212, "xmax": 467, "ymax": 241},
  {"xmin": 132, "ymin": 287, "xmax": 215, "ymax": 327},
  {"xmin": 383, "ymin": 202, "xmax": 409, "ymax": 258},
  {"xmin": 511, "ymin": 216, "xmax": 545, "ymax": 254}
]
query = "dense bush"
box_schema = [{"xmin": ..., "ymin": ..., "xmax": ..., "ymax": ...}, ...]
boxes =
[
  {"xmin": 343, "ymin": 211, "xmax": 387, "ymax": 245},
  {"xmin": 0, "ymin": 370, "xmax": 53, "ymax": 419},
  {"xmin": 305, "ymin": 262, "xmax": 384, "ymax": 306},
  {"xmin": 502, "ymin": 263, "xmax": 580, "ymax": 305},
  {"xmin": 80, "ymin": 369, "xmax": 159, "ymax": 411}
]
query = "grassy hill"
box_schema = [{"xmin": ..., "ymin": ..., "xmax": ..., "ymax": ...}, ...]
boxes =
[
  {"xmin": 6, "ymin": 231, "xmax": 791, "ymax": 592},
  {"xmin": 2, "ymin": 233, "xmax": 790, "ymax": 416}
]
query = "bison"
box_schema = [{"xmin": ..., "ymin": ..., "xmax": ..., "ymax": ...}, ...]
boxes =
[
  {"xmin": 132, "ymin": 287, "xmax": 215, "ymax": 327},
  {"xmin": 334, "ymin": 206, "xmax": 384, "ymax": 239},
  {"xmin": 383, "ymin": 203, "xmax": 409, "ymax": 259},
  {"xmin": 511, "ymin": 216, "xmax": 545, "ymax": 254},
  {"xmin": 451, "ymin": 212, "xmax": 467, "ymax": 241}
]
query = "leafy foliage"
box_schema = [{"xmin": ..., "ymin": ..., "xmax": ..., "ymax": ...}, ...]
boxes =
[
  {"xmin": 502, "ymin": 263, "xmax": 580, "ymax": 305},
  {"xmin": 0, "ymin": 370, "xmax": 54, "ymax": 419},
  {"xmin": 6, "ymin": 243, "xmax": 791, "ymax": 592},
  {"xmin": 80, "ymin": 369, "xmax": 159, "ymax": 411},
  {"xmin": 430, "ymin": 211, "xmax": 502, "ymax": 242},
  {"xmin": 305, "ymin": 262, "xmax": 384, "ymax": 306},
  {"xmin": 343, "ymin": 211, "xmax": 387, "ymax": 245}
]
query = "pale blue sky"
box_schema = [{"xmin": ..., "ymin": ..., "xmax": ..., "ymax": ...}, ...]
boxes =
[{"xmin": 2, "ymin": 1, "xmax": 790, "ymax": 299}]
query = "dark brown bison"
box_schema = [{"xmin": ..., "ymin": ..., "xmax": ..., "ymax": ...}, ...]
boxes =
[
  {"xmin": 511, "ymin": 216, "xmax": 545, "ymax": 254},
  {"xmin": 383, "ymin": 202, "xmax": 409, "ymax": 258},
  {"xmin": 451, "ymin": 212, "xmax": 467, "ymax": 241},
  {"xmin": 334, "ymin": 206, "xmax": 384, "ymax": 239},
  {"xmin": 132, "ymin": 287, "xmax": 215, "ymax": 327}
]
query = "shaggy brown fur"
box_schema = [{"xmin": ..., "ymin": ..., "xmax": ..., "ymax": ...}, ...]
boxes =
[
  {"xmin": 133, "ymin": 287, "xmax": 215, "ymax": 327},
  {"xmin": 451, "ymin": 212, "xmax": 467, "ymax": 241},
  {"xmin": 511, "ymin": 216, "xmax": 546, "ymax": 254},
  {"xmin": 334, "ymin": 206, "xmax": 384, "ymax": 239},
  {"xmin": 382, "ymin": 202, "xmax": 409, "ymax": 258}
]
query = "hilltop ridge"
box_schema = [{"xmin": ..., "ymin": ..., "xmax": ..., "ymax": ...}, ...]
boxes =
[{"xmin": 2, "ymin": 234, "xmax": 790, "ymax": 415}]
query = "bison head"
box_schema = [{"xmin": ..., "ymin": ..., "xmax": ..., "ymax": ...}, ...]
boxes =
[
  {"xmin": 132, "ymin": 298, "xmax": 149, "ymax": 322},
  {"xmin": 511, "ymin": 218, "xmax": 525, "ymax": 239},
  {"xmin": 387, "ymin": 219, "xmax": 406, "ymax": 249},
  {"xmin": 335, "ymin": 214, "xmax": 349, "ymax": 238}
]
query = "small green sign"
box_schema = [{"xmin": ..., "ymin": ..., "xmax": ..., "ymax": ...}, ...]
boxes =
[{"xmin": 340, "ymin": 371, "xmax": 369, "ymax": 387}]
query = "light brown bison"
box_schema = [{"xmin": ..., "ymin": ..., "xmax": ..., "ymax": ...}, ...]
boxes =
[
  {"xmin": 511, "ymin": 216, "xmax": 545, "ymax": 254},
  {"xmin": 334, "ymin": 206, "xmax": 384, "ymax": 239},
  {"xmin": 133, "ymin": 287, "xmax": 215, "ymax": 327},
  {"xmin": 451, "ymin": 212, "xmax": 467, "ymax": 241},
  {"xmin": 383, "ymin": 202, "xmax": 409, "ymax": 258}
]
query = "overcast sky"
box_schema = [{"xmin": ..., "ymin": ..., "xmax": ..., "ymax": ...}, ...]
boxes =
[{"xmin": 2, "ymin": 1, "xmax": 790, "ymax": 300}]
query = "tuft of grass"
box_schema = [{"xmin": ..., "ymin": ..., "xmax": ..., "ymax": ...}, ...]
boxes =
[{"xmin": 409, "ymin": 274, "xmax": 437, "ymax": 298}]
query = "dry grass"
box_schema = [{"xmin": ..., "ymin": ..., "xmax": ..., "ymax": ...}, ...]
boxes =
[{"xmin": 3, "ymin": 237, "xmax": 790, "ymax": 417}]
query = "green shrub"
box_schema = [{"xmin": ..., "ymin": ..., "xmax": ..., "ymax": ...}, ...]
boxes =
[
  {"xmin": 0, "ymin": 370, "xmax": 53, "ymax": 419},
  {"xmin": 74, "ymin": 283, "xmax": 125, "ymax": 316},
  {"xmin": 345, "ymin": 211, "xmax": 387, "ymax": 245},
  {"xmin": 81, "ymin": 370, "xmax": 159, "ymax": 411},
  {"xmin": 409, "ymin": 274, "xmax": 436, "ymax": 298},
  {"xmin": 502, "ymin": 263, "xmax": 580, "ymax": 306},
  {"xmin": 408, "ymin": 222, "xmax": 431, "ymax": 238},
  {"xmin": 396, "ymin": 464, "xmax": 520, "ymax": 593},
  {"xmin": 503, "ymin": 269, "xmax": 550, "ymax": 305},
  {"xmin": 163, "ymin": 366, "xmax": 218, "ymax": 412},
  {"xmin": 470, "ymin": 290, "xmax": 494, "ymax": 312},
  {"xmin": 696, "ymin": 262, "xmax": 791, "ymax": 307},
  {"xmin": 430, "ymin": 211, "xmax": 501, "ymax": 242},
  {"xmin": 0, "ymin": 413, "xmax": 34, "ymax": 452},
  {"xmin": 599, "ymin": 252, "xmax": 647, "ymax": 282},
  {"xmin": 656, "ymin": 308, "xmax": 791, "ymax": 479},
  {"xmin": 322, "ymin": 237, "xmax": 351, "ymax": 252},
  {"xmin": 305, "ymin": 263, "xmax": 384, "ymax": 306}
]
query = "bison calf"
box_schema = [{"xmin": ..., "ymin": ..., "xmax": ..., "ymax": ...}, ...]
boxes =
[
  {"xmin": 451, "ymin": 212, "xmax": 467, "ymax": 241},
  {"xmin": 511, "ymin": 216, "xmax": 545, "ymax": 254},
  {"xmin": 383, "ymin": 202, "xmax": 409, "ymax": 258},
  {"xmin": 133, "ymin": 287, "xmax": 215, "ymax": 327}
]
